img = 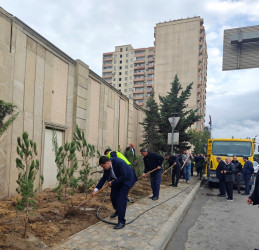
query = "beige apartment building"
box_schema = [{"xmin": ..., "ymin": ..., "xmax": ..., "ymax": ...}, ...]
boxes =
[
  {"xmin": 102, "ymin": 45, "xmax": 155, "ymax": 107},
  {"xmin": 0, "ymin": 7, "xmax": 145, "ymax": 198},
  {"xmin": 154, "ymin": 17, "xmax": 207, "ymax": 129}
]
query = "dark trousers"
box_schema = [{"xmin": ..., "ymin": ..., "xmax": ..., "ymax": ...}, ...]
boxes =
[
  {"xmin": 150, "ymin": 169, "xmax": 162, "ymax": 198},
  {"xmin": 225, "ymin": 181, "xmax": 233, "ymax": 199},
  {"xmin": 219, "ymin": 178, "xmax": 226, "ymax": 195},
  {"xmin": 172, "ymin": 167, "xmax": 180, "ymax": 186},
  {"xmin": 110, "ymin": 185, "xmax": 130, "ymax": 224},
  {"xmin": 235, "ymin": 174, "xmax": 241, "ymax": 193},
  {"xmin": 243, "ymin": 174, "xmax": 251, "ymax": 194}
]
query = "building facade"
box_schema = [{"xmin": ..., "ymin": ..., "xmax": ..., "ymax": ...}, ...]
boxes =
[
  {"xmin": 0, "ymin": 7, "xmax": 145, "ymax": 198},
  {"xmin": 154, "ymin": 17, "xmax": 207, "ymax": 129},
  {"xmin": 102, "ymin": 45, "xmax": 155, "ymax": 107}
]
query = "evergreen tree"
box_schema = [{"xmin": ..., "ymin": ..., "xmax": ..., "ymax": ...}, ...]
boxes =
[
  {"xmin": 0, "ymin": 100, "xmax": 19, "ymax": 137},
  {"xmin": 159, "ymin": 75, "xmax": 201, "ymax": 153},
  {"xmin": 139, "ymin": 91, "xmax": 164, "ymax": 152}
]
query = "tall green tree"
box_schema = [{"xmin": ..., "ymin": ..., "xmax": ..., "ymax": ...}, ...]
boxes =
[
  {"xmin": 187, "ymin": 128, "xmax": 210, "ymax": 154},
  {"xmin": 0, "ymin": 100, "xmax": 19, "ymax": 137},
  {"xmin": 159, "ymin": 75, "xmax": 201, "ymax": 153},
  {"xmin": 139, "ymin": 91, "xmax": 164, "ymax": 152}
]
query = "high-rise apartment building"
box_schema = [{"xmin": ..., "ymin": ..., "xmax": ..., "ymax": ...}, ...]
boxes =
[
  {"xmin": 102, "ymin": 45, "xmax": 155, "ymax": 107},
  {"xmin": 154, "ymin": 17, "xmax": 207, "ymax": 129}
]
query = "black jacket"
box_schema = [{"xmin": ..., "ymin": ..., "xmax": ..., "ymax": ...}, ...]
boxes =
[
  {"xmin": 231, "ymin": 160, "xmax": 242, "ymax": 174},
  {"xmin": 96, "ymin": 157, "xmax": 137, "ymax": 190},
  {"xmin": 143, "ymin": 152, "xmax": 164, "ymax": 173},
  {"xmin": 249, "ymin": 171, "xmax": 259, "ymax": 205},
  {"xmin": 167, "ymin": 155, "xmax": 181, "ymax": 170},
  {"xmin": 224, "ymin": 162, "xmax": 235, "ymax": 182},
  {"xmin": 216, "ymin": 160, "xmax": 226, "ymax": 180}
]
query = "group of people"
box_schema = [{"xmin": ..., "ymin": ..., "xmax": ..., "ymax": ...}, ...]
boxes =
[
  {"xmin": 216, "ymin": 156, "xmax": 254, "ymax": 201},
  {"xmin": 91, "ymin": 145, "xmax": 200, "ymax": 230}
]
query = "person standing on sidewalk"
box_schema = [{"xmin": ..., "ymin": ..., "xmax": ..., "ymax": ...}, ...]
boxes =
[
  {"xmin": 247, "ymin": 170, "xmax": 259, "ymax": 205},
  {"xmin": 92, "ymin": 156, "xmax": 137, "ymax": 229},
  {"xmin": 224, "ymin": 157, "xmax": 235, "ymax": 201},
  {"xmin": 242, "ymin": 156, "xmax": 254, "ymax": 196},
  {"xmin": 231, "ymin": 155, "xmax": 242, "ymax": 194},
  {"xmin": 140, "ymin": 148, "xmax": 164, "ymax": 200},
  {"xmin": 216, "ymin": 156, "xmax": 226, "ymax": 197},
  {"xmin": 181, "ymin": 149, "xmax": 193, "ymax": 183},
  {"xmin": 164, "ymin": 154, "xmax": 181, "ymax": 187}
]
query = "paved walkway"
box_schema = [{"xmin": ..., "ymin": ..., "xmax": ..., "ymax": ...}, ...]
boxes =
[{"xmin": 52, "ymin": 177, "xmax": 201, "ymax": 250}]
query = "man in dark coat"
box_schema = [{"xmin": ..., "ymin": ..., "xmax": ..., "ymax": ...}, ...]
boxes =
[
  {"xmin": 224, "ymin": 157, "xmax": 235, "ymax": 201},
  {"xmin": 125, "ymin": 143, "xmax": 136, "ymax": 159},
  {"xmin": 242, "ymin": 156, "xmax": 254, "ymax": 195},
  {"xmin": 231, "ymin": 155, "xmax": 242, "ymax": 194},
  {"xmin": 92, "ymin": 156, "xmax": 137, "ymax": 229},
  {"xmin": 140, "ymin": 148, "xmax": 164, "ymax": 200},
  {"xmin": 164, "ymin": 154, "xmax": 181, "ymax": 187},
  {"xmin": 247, "ymin": 170, "xmax": 259, "ymax": 205},
  {"xmin": 216, "ymin": 156, "xmax": 226, "ymax": 197}
]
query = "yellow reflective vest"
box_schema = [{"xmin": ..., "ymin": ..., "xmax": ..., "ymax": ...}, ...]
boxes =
[{"xmin": 107, "ymin": 151, "xmax": 131, "ymax": 165}]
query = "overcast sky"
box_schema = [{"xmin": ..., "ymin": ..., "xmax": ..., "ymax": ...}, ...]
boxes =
[{"xmin": 1, "ymin": 0, "xmax": 259, "ymax": 141}]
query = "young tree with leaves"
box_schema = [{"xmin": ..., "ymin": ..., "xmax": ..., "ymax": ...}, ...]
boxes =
[
  {"xmin": 139, "ymin": 91, "xmax": 164, "ymax": 152},
  {"xmin": 0, "ymin": 100, "xmax": 19, "ymax": 137},
  {"xmin": 159, "ymin": 75, "xmax": 201, "ymax": 153},
  {"xmin": 16, "ymin": 132, "xmax": 44, "ymax": 238},
  {"xmin": 187, "ymin": 128, "xmax": 210, "ymax": 154}
]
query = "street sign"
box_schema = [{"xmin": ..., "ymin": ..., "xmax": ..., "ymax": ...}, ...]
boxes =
[{"xmin": 167, "ymin": 132, "xmax": 179, "ymax": 145}]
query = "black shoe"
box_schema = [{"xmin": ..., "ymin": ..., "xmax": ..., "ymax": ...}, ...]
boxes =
[
  {"xmin": 110, "ymin": 212, "xmax": 118, "ymax": 218},
  {"xmin": 173, "ymin": 184, "xmax": 177, "ymax": 187},
  {"xmin": 238, "ymin": 191, "xmax": 241, "ymax": 194},
  {"xmin": 114, "ymin": 223, "xmax": 125, "ymax": 229},
  {"xmin": 242, "ymin": 192, "xmax": 249, "ymax": 196},
  {"xmin": 226, "ymin": 198, "xmax": 233, "ymax": 201},
  {"xmin": 219, "ymin": 194, "xmax": 227, "ymax": 197},
  {"xmin": 149, "ymin": 196, "xmax": 154, "ymax": 199},
  {"xmin": 152, "ymin": 196, "xmax": 159, "ymax": 200},
  {"xmin": 169, "ymin": 184, "xmax": 174, "ymax": 186}
]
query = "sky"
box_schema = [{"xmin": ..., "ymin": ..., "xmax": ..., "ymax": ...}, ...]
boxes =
[{"xmin": 1, "ymin": 0, "xmax": 259, "ymax": 141}]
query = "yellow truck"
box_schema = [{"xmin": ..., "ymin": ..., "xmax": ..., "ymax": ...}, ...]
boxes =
[{"xmin": 206, "ymin": 138, "xmax": 255, "ymax": 186}]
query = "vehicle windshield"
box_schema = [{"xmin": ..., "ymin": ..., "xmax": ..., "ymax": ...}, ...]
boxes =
[{"xmin": 212, "ymin": 141, "xmax": 252, "ymax": 157}]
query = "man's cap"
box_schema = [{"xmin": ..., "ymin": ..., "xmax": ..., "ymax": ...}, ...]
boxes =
[
  {"xmin": 243, "ymin": 156, "xmax": 248, "ymax": 160},
  {"xmin": 104, "ymin": 148, "xmax": 112, "ymax": 155}
]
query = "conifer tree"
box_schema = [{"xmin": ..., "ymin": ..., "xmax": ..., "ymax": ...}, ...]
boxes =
[
  {"xmin": 16, "ymin": 132, "xmax": 44, "ymax": 238},
  {"xmin": 0, "ymin": 100, "xmax": 19, "ymax": 137},
  {"xmin": 159, "ymin": 75, "xmax": 201, "ymax": 152},
  {"xmin": 139, "ymin": 91, "xmax": 164, "ymax": 152}
]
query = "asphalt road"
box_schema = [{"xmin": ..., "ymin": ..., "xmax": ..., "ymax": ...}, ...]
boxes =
[{"xmin": 165, "ymin": 181, "xmax": 259, "ymax": 250}]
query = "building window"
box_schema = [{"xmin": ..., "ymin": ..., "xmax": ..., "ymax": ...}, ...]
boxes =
[
  {"xmin": 124, "ymin": 89, "xmax": 127, "ymax": 92},
  {"xmin": 114, "ymin": 66, "xmax": 117, "ymax": 70},
  {"xmin": 103, "ymin": 66, "xmax": 112, "ymax": 70},
  {"xmin": 125, "ymin": 83, "xmax": 127, "ymax": 86},
  {"xmin": 120, "ymin": 48, "xmax": 123, "ymax": 52},
  {"xmin": 125, "ymin": 71, "xmax": 128, "ymax": 75},
  {"xmin": 120, "ymin": 60, "xmax": 122, "ymax": 64},
  {"xmin": 119, "ymin": 66, "xmax": 122, "ymax": 70},
  {"xmin": 113, "ymin": 84, "xmax": 116, "ymax": 87},
  {"xmin": 125, "ymin": 65, "xmax": 128, "ymax": 69},
  {"xmin": 126, "ymin": 59, "xmax": 128, "ymax": 63},
  {"xmin": 129, "ymin": 76, "xmax": 132, "ymax": 80},
  {"xmin": 120, "ymin": 55, "xmax": 122, "ymax": 58},
  {"xmin": 130, "ymin": 64, "xmax": 133, "ymax": 68},
  {"xmin": 130, "ymin": 70, "xmax": 133, "ymax": 74},
  {"xmin": 119, "ymin": 72, "xmax": 122, "ymax": 75},
  {"xmin": 114, "ymin": 60, "xmax": 117, "ymax": 64},
  {"xmin": 125, "ymin": 77, "xmax": 127, "ymax": 81},
  {"xmin": 113, "ymin": 78, "xmax": 116, "ymax": 81},
  {"xmin": 103, "ymin": 60, "xmax": 112, "ymax": 64},
  {"xmin": 130, "ymin": 58, "xmax": 134, "ymax": 62},
  {"xmin": 126, "ymin": 47, "xmax": 128, "ymax": 51},
  {"xmin": 126, "ymin": 54, "xmax": 128, "ymax": 57},
  {"xmin": 119, "ymin": 78, "xmax": 121, "ymax": 81},
  {"xmin": 119, "ymin": 83, "xmax": 121, "ymax": 87}
]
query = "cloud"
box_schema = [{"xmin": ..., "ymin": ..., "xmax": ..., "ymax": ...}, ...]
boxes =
[{"xmin": 1, "ymin": 0, "xmax": 259, "ymax": 140}]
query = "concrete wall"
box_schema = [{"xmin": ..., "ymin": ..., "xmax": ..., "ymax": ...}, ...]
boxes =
[{"xmin": 0, "ymin": 8, "xmax": 145, "ymax": 197}]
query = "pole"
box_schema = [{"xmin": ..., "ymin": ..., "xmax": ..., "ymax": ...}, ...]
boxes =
[{"xmin": 171, "ymin": 128, "xmax": 174, "ymax": 155}]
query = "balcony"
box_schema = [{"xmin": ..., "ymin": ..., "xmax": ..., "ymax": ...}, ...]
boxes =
[
  {"xmin": 134, "ymin": 72, "xmax": 145, "ymax": 76},
  {"xmin": 133, "ymin": 90, "xmax": 144, "ymax": 94},
  {"xmin": 133, "ymin": 96, "xmax": 144, "ymax": 100},
  {"xmin": 133, "ymin": 84, "xmax": 144, "ymax": 88},
  {"xmin": 198, "ymin": 65, "xmax": 203, "ymax": 70}
]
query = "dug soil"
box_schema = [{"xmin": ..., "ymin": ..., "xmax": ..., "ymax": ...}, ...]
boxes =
[{"xmin": 0, "ymin": 175, "xmax": 172, "ymax": 249}]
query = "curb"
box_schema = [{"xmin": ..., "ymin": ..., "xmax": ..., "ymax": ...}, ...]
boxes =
[{"xmin": 148, "ymin": 180, "xmax": 202, "ymax": 250}]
